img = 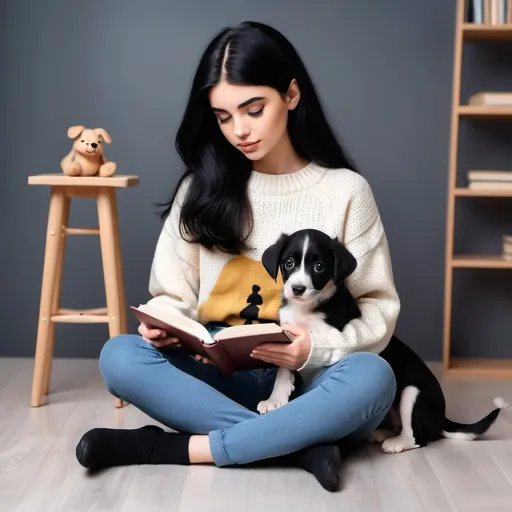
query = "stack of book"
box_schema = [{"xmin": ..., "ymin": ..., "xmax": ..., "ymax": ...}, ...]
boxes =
[
  {"xmin": 467, "ymin": 170, "xmax": 512, "ymax": 189},
  {"xmin": 465, "ymin": 0, "xmax": 512, "ymax": 24},
  {"xmin": 503, "ymin": 234, "xmax": 512, "ymax": 259}
]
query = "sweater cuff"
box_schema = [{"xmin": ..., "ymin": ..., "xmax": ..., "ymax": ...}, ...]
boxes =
[{"xmin": 297, "ymin": 328, "xmax": 339, "ymax": 372}]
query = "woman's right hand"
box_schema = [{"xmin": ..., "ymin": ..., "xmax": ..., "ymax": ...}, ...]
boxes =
[{"xmin": 138, "ymin": 322, "xmax": 181, "ymax": 349}]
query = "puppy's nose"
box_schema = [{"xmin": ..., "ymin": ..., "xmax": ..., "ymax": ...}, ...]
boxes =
[
  {"xmin": 91, "ymin": 143, "xmax": 98, "ymax": 149},
  {"xmin": 292, "ymin": 285, "xmax": 306, "ymax": 296}
]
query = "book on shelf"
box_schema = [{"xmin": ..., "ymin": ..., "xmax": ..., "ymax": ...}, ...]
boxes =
[
  {"xmin": 504, "ymin": 234, "xmax": 512, "ymax": 259},
  {"xmin": 130, "ymin": 304, "xmax": 294, "ymax": 376},
  {"xmin": 468, "ymin": 170, "xmax": 512, "ymax": 181},
  {"xmin": 468, "ymin": 181, "xmax": 512, "ymax": 189},
  {"xmin": 465, "ymin": 0, "xmax": 512, "ymax": 24},
  {"xmin": 466, "ymin": 170, "xmax": 512, "ymax": 189},
  {"xmin": 468, "ymin": 92, "xmax": 512, "ymax": 106}
]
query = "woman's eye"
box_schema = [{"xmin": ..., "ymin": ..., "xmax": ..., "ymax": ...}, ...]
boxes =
[
  {"xmin": 314, "ymin": 262, "xmax": 325, "ymax": 272},
  {"xmin": 248, "ymin": 107, "xmax": 264, "ymax": 117},
  {"xmin": 284, "ymin": 258, "xmax": 294, "ymax": 269},
  {"xmin": 218, "ymin": 117, "xmax": 231, "ymax": 124}
]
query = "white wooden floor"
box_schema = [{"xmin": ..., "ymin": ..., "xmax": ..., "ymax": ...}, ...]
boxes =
[{"xmin": 1, "ymin": 358, "xmax": 512, "ymax": 512}]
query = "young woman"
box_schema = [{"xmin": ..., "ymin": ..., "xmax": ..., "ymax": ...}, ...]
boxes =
[{"xmin": 75, "ymin": 21, "xmax": 399, "ymax": 492}]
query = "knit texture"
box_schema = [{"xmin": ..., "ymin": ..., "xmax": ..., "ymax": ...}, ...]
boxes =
[{"xmin": 146, "ymin": 163, "xmax": 400, "ymax": 382}]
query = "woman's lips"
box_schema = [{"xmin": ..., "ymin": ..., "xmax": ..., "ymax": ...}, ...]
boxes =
[{"xmin": 238, "ymin": 141, "xmax": 260, "ymax": 152}]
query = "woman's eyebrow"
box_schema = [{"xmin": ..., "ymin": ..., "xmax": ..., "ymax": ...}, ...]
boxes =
[{"xmin": 212, "ymin": 96, "xmax": 266, "ymax": 113}]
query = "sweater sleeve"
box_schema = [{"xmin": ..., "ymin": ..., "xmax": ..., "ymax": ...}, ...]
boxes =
[
  {"xmin": 298, "ymin": 174, "xmax": 400, "ymax": 371},
  {"xmin": 144, "ymin": 178, "xmax": 200, "ymax": 320}
]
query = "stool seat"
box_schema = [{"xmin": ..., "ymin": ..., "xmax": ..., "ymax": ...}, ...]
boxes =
[
  {"xmin": 29, "ymin": 173, "xmax": 139, "ymax": 407},
  {"xmin": 28, "ymin": 173, "xmax": 139, "ymax": 188}
]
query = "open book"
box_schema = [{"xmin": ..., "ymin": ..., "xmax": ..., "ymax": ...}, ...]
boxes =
[{"xmin": 130, "ymin": 304, "xmax": 293, "ymax": 376}]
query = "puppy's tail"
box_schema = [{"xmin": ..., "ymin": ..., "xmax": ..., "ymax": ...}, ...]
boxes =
[{"xmin": 442, "ymin": 397, "xmax": 510, "ymax": 440}]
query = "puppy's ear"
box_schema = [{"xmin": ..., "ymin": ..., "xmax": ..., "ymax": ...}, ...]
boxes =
[
  {"xmin": 94, "ymin": 128, "xmax": 112, "ymax": 143},
  {"xmin": 262, "ymin": 233, "xmax": 289, "ymax": 281},
  {"xmin": 332, "ymin": 237, "xmax": 357, "ymax": 286},
  {"xmin": 67, "ymin": 125, "xmax": 84, "ymax": 139}
]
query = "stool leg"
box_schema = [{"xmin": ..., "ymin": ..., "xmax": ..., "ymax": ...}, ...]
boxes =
[
  {"xmin": 111, "ymin": 190, "xmax": 128, "ymax": 334},
  {"xmin": 111, "ymin": 191, "xmax": 128, "ymax": 407},
  {"xmin": 43, "ymin": 194, "xmax": 70, "ymax": 395},
  {"xmin": 97, "ymin": 188, "xmax": 126, "ymax": 409},
  {"xmin": 31, "ymin": 188, "xmax": 67, "ymax": 407}
]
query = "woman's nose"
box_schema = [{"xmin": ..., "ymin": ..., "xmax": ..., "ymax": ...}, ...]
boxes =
[{"xmin": 233, "ymin": 118, "xmax": 250, "ymax": 138}]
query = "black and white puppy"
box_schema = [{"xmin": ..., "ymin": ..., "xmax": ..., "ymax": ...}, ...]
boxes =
[{"xmin": 260, "ymin": 228, "xmax": 509, "ymax": 453}]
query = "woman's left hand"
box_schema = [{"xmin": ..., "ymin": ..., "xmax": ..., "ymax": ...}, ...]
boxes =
[{"xmin": 251, "ymin": 323, "xmax": 311, "ymax": 371}]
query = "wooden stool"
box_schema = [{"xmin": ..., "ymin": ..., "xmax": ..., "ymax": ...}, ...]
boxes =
[{"xmin": 28, "ymin": 173, "xmax": 139, "ymax": 408}]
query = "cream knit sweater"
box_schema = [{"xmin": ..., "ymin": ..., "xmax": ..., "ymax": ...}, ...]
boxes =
[{"xmin": 146, "ymin": 162, "xmax": 401, "ymax": 383}]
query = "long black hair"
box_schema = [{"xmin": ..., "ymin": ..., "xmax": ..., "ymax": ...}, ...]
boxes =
[{"xmin": 161, "ymin": 21, "xmax": 358, "ymax": 254}]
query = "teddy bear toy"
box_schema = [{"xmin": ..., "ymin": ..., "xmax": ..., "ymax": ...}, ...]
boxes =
[{"xmin": 60, "ymin": 125, "xmax": 117, "ymax": 177}]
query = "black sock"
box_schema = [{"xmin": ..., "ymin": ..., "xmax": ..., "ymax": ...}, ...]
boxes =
[
  {"xmin": 75, "ymin": 425, "xmax": 192, "ymax": 470},
  {"xmin": 294, "ymin": 444, "xmax": 342, "ymax": 492},
  {"xmin": 247, "ymin": 444, "xmax": 342, "ymax": 492}
]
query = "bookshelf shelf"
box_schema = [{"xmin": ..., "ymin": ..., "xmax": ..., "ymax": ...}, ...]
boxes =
[
  {"xmin": 454, "ymin": 187, "xmax": 512, "ymax": 196},
  {"xmin": 451, "ymin": 255, "xmax": 512, "ymax": 268},
  {"xmin": 462, "ymin": 23, "xmax": 512, "ymax": 41},
  {"xmin": 443, "ymin": 1, "xmax": 512, "ymax": 380}
]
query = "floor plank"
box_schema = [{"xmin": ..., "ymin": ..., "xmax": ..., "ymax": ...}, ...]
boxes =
[
  {"xmin": 485, "ymin": 441, "xmax": 512, "ymax": 486},
  {"xmin": 61, "ymin": 465, "xmax": 137, "ymax": 512},
  {"xmin": 0, "ymin": 367, "xmax": 76, "ymax": 499},
  {"xmin": 366, "ymin": 443, "xmax": 454, "ymax": 512},
  {"xmin": 13, "ymin": 400, "xmax": 127, "ymax": 512},
  {"xmin": 120, "ymin": 465, "xmax": 189, "ymax": 512},
  {"xmin": 424, "ymin": 439, "xmax": 512, "ymax": 512}
]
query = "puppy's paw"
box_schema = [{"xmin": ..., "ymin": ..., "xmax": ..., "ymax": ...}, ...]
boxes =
[
  {"xmin": 381, "ymin": 433, "xmax": 419, "ymax": 454},
  {"xmin": 65, "ymin": 163, "xmax": 81, "ymax": 176},
  {"xmin": 369, "ymin": 429, "xmax": 394, "ymax": 443},
  {"xmin": 257, "ymin": 395, "xmax": 290, "ymax": 414},
  {"xmin": 99, "ymin": 162, "xmax": 116, "ymax": 177}
]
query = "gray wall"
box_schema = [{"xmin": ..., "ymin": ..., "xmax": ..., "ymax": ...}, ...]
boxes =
[{"xmin": 2, "ymin": 0, "xmax": 512, "ymax": 361}]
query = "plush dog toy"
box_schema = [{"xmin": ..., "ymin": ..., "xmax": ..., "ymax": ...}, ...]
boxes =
[{"xmin": 60, "ymin": 125, "xmax": 117, "ymax": 177}]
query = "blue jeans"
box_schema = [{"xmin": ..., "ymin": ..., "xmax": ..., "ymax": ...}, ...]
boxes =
[{"xmin": 99, "ymin": 329, "xmax": 396, "ymax": 467}]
